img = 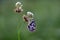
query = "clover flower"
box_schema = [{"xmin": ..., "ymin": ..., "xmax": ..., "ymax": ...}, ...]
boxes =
[
  {"xmin": 15, "ymin": 2, "xmax": 23, "ymax": 13},
  {"xmin": 15, "ymin": 2, "xmax": 36, "ymax": 32},
  {"xmin": 26, "ymin": 12, "xmax": 36, "ymax": 31}
]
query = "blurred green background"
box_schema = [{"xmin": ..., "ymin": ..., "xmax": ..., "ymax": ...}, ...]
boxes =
[{"xmin": 0, "ymin": 0, "xmax": 60, "ymax": 40}]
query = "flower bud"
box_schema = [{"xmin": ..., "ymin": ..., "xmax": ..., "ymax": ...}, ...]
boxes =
[
  {"xmin": 15, "ymin": 2, "xmax": 21, "ymax": 7},
  {"xmin": 15, "ymin": 2, "xmax": 23, "ymax": 13},
  {"xmin": 27, "ymin": 12, "xmax": 34, "ymax": 17}
]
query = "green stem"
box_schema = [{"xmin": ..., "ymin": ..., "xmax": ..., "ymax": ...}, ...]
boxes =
[
  {"xmin": 18, "ymin": 30, "xmax": 20, "ymax": 40},
  {"xmin": 17, "ymin": 14, "xmax": 23, "ymax": 40},
  {"xmin": 17, "ymin": 16, "xmax": 20, "ymax": 40}
]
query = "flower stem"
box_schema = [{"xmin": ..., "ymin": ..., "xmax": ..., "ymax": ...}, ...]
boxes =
[
  {"xmin": 17, "ymin": 16, "xmax": 20, "ymax": 40},
  {"xmin": 18, "ymin": 30, "xmax": 20, "ymax": 40}
]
